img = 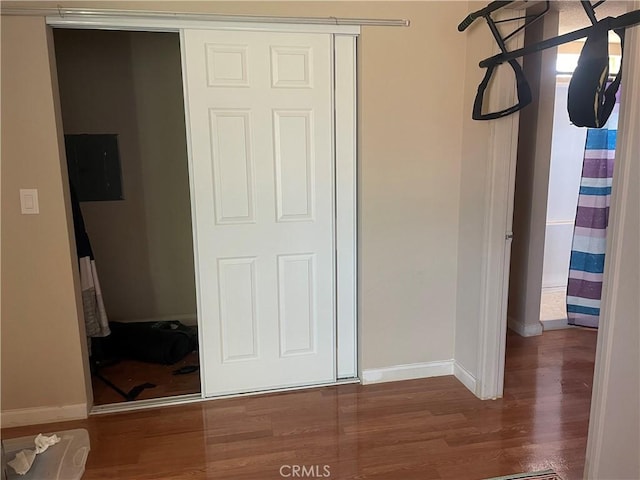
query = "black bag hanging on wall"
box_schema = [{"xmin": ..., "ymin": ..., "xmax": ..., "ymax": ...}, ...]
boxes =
[{"xmin": 568, "ymin": 19, "xmax": 624, "ymax": 128}]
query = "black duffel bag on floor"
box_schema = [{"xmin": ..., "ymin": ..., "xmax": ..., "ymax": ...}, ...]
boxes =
[{"xmin": 107, "ymin": 320, "xmax": 198, "ymax": 365}]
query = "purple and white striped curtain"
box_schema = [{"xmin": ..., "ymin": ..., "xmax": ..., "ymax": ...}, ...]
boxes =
[{"xmin": 566, "ymin": 109, "xmax": 618, "ymax": 328}]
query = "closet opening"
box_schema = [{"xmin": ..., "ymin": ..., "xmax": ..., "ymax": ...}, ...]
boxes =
[{"xmin": 53, "ymin": 28, "xmax": 201, "ymax": 406}]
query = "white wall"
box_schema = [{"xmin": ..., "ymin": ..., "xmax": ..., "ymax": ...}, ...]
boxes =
[{"xmin": 542, "ymin": 81, "xmax": 586, "ymax": 289}]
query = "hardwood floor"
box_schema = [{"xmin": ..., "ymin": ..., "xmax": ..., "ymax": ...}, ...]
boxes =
[
  {"xmin": 92, "ymin": 352, "xmax": 201, "ymax": 405},
  {"xmin": 1, "ymin": 329, "xmax": 597, "ymax": 480}
]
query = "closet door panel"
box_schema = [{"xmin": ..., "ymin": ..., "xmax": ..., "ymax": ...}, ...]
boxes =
[{"xmin": 182, "ymin": 29, "xmax": 335, "ymax": 396}]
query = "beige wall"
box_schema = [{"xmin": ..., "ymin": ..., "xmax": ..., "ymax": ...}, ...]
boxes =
[
  {"xmin": 454, "ymin": 3, "xmax": 495, "ymax": 378},
  {"xmin": 129, "ymin": 32, "xmax": 196, "ymax": 321},
  {"xmin": 3, "ymin": 4, "xmax": 638, "ymax": 473},
  {"xmin": 1, "ymin": 1, "xmax": 468, "ymax": 418},
  {"xmin": 507, "ymin": 10, "xmax": 559, "ymax": 336},
  {"xmin": 1, "ymin": 16, "xmax": 91, "ymax": 413},
  {"xmin": 346, "ymin": 1, "xmax": 466, "ymax": 368},
  {"xmin": 54, "ymin": 29, "xmax": 195, "ymax": 322}
]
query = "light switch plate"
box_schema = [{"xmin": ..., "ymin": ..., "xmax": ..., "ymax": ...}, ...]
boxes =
[{"xmin": 20, "ymin": 189, "xmax": 39, "ymax": 214}]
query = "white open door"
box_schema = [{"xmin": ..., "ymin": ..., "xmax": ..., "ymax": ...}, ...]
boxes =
[{"xmin": 181, "ymin": 29, "xmax": 336, "ymax": 396}]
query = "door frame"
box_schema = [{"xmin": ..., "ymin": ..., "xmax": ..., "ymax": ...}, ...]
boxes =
[
  {"xmin": 584, "ymin": 11, "xmax": 640, "ymax": 476},
  {"xmin": 46, "ymin": 14, "xmax": 360, "ymax": 405},
  {"xmin": 470, "ymin": 10, "xmax": 525, "ymax": 400},
  {"xmin": 475, "ymin": 88, "xmax": 521, "ymax": 400}
]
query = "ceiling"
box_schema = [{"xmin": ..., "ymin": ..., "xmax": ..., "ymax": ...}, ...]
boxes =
[
  {"xmin": 554, "ymin": 0, "xmax": 630, "ymax": 34},
  {"xmin": 506, "ymin": 1, "xmax": 630, "ymax": 43}
]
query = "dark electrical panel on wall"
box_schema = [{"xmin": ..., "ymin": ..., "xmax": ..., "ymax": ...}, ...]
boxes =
[{"xmin": 64, "ymin": 133, "xmax": 123, "ymax": 202}]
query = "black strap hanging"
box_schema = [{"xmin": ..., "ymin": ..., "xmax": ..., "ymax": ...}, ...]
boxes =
[
  {"xmin": 458, "ymin": 1, "xmax": 549, "ymax": 120},
  {"xmin": 473, "ymin": 59, "xmax": 532, "ymax": 120},
  {"xmin": 459, "ymin": 0, "xmax": 640, "ymax": 122},
  {"xmin": 567, "ymin": 19, "xmax": 624, "ymax": 128}
]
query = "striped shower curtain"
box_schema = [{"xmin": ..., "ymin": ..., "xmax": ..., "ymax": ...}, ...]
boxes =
[{"xmin": 566, "ymin": 117, "xmax": 617, "ymax": 328}]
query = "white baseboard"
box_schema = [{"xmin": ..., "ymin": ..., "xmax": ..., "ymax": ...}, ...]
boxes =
[
  {"xmin": 541, "ymin": 318, "xmax": 575, "ymax": 330},
  {"xmin": 361, "ymin": 360, "xmax": 454, "ymax": 385},
  {"xmin": 114, "ymin": 313, "xmax": 197, "ymax": 326},
  {"xmin": 453, "ymin": 361, "xmax": 477, "ymax": 394},
  {"xmin": 508, "ymin": 316, "xmax": 543, "ymax": 337},
  {"xmin": 1, "ymin": 403, "xmax": 88, "ymax": 428},
  {"xmin": 541, "ymin": 285, "xmax": 567, "ymax": 293}
]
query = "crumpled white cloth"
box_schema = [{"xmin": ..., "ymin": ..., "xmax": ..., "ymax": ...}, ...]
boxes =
[
  {"xmin": 7, "ymin": 434, "xmax": 61, "ymax": 475},
  {"xmin": 7, "ymin": 449, "xmax": 36, "ymax": 476},
  {"xmin": 34, "ymin": 434, "xmax": 60, "ymax": 454}
]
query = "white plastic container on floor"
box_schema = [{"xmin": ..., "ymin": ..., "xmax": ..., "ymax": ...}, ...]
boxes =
[{"xmin": 2, "ymin": 429, "xmax": 90, "ymax": 480}]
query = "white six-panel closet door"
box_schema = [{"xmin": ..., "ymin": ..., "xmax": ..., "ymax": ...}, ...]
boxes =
[{"xmin": 181, "ymin": 29, "xmax": 336, "ymax": 396}]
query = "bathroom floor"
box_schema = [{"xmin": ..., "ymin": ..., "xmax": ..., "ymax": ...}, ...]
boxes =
[{"xmin": 540, "ymin": 287, "xmax": 570, "ymax": 329}]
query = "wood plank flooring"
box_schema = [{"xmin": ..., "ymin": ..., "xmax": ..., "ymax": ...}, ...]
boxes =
[{"xmin": 1, "ymin": 329, "xmax": 597, "ymax": 480}]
